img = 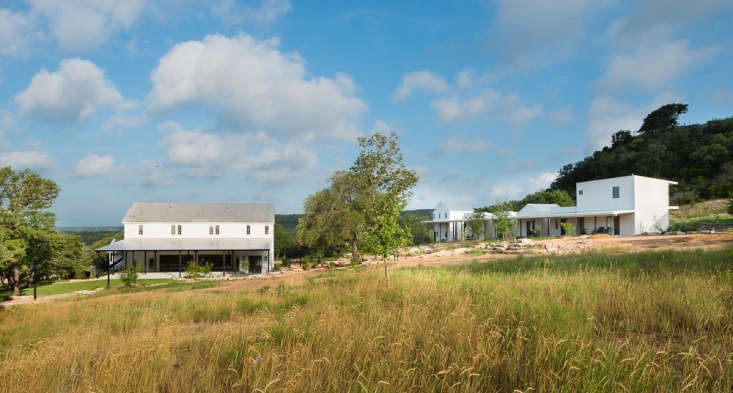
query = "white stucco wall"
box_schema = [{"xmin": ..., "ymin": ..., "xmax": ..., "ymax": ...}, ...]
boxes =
[
  {"xmin": 633, "ymin": 176, "xmax": 672, "ymax": 234},
  {"xmin": 576, "ymin": 176, "xmax": 635, "ymax": 212}
]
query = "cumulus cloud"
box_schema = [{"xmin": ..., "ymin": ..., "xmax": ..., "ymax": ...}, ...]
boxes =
[
  {"xmin": 212, "ymin": 0, "xmax": 291, "ymax": 24},
  {"xmin": 0, "ymin": 8, "xmax": 38, "ymax": 57},
  {"xmin": 393, "ymin": 71, "xmax": 451, "ymax": 100},
  {"xmin": 0, "ymin": 149, "xmax": 54, "ymax": 169},
  {"xmin": 73, "ymin": 153, "xmax": 124, "ymax": 177},
  {"xmin": 148, "ymin": 34, "xmax": 366, "ymax": 140},
  {"xmin": 599, "ymin": 41, "xmax": 720, "ymax": 92},
  {"xmin": 435, "ymin": 137, "xmax": 492, "ymax": 155},
  {"xmin": 160, "ymin": 121, "xmax": 317, "ymax": 182},
  {"xmin": 489, "ymin": 184, "xmax": 523, "ymax": 201},
  {"xmin": 492, "ymin": 0, "xmax": 595, "ymax": 68},
  {"xmin": 585, "ymin": 92, "xmax": 683, "ymax": 150},
  {"xmin": 526, "ymin": 171, "xmax": 558, "ymax": 191},
  {"xmin": 431, "ymin": 91, "xmax": 541, "ymax": 125},
  {"xmin": 138, "ymin": 160, "xmax": 174, "ymax": 188},
  {"xmin": 16, "ymin": 58, "xmax": 122, "ymax": 123}
]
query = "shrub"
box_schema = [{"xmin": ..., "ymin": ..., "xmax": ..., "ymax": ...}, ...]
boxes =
[
  {"xmin": 560, "ymin": 222, "xmax": 576, "ymax": 236},
  {"xmin": 281, "ymin": 255, "xmax": 291, "ymax": 267},
  {"xmin": 728, "ymin": 197, "xmax": 733, "ymax": 215},
  {"xmin": 185, "ymin": 261, "xmax": 211, "ymax": 280},
  {"xmin": 120, "ymin": 265, "xmax": 138, "ymax": 287}
]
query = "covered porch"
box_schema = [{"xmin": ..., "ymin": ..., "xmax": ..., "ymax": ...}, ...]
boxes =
[
  {"xmin": 517, "ymin": 210, "xmax": 634, "ymax": 237},
  {"xmin": 96, "ymin": 238, "xmax": 272, "ymax": 278}
]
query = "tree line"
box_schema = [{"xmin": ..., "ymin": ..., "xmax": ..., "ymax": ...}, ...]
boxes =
[{"xmin": 0, "ymin": 167, "xmax": 88, "ymax": 296}]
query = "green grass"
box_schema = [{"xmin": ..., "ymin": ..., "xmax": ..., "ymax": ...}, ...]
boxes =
[
  {"xmin": 0, "ymin": 248, "xmax": 731, "ymax": 392},
  {"xmin": 16, "ymin": 279, "xmax": 174, "ymax": 297},
  {"xmin": 669, "ymin": 215, "xmax": 733, "ymax": 231}
]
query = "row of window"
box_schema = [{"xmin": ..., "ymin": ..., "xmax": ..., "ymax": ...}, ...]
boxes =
[{"xmin": 136, "ymin": 224, "xmax": 269, "ymax": 236}]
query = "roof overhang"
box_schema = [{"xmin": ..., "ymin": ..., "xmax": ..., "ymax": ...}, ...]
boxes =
[
  {"xmin": 517, "ymin": 209, "xmax": 635, "ymax": 219},
  {"xmin": 96, "ymin": 237, "xmax": 272, "ymax": 252}
]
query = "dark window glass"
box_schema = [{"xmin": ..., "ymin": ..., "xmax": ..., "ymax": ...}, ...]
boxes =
[
  {"xmin": 138, "ymin": 225, "xmax": 143, "ymax": 235},
  {"xmin": 612, "ymin": 186, "xmax": 620, "ymax": 199},
  {"xmin": 215, "ymin": 225, "xmax": 220, "ymax": 235},
  {"xmin": 246, "ymin": 225, "xmax": 250, "ymax": 235},
  {"xmin": 177, "ymin": 225, "xmax": 182, "ymax": 235},
  {"xmin": 265, "ymin": 225, "xmax": 269, "ymax": 235},
  {"xmin": 171, "ymin": 224, "xmax": 175, "ymax": 235}
]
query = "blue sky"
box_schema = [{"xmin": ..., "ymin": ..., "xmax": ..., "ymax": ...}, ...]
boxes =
[{"xmin": 1, "ymin": 0, "xmax": 732, "ymax": 226}]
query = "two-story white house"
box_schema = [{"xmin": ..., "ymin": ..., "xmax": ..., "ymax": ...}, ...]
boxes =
[
  {"xmin": 96, "ymin": 202, "xmax": 274, "ymax": 275},
  {"xmin": 516, "ymin": 175, "xmax": 677, "ymax": 236}
]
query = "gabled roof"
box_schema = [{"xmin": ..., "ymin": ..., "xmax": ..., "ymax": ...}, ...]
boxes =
[{"xmin": 122, "ymin": 202, "xmax": 274, "ymax": 223}]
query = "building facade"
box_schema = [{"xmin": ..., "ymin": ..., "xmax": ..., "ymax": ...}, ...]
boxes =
[
  {"xmin": 425, "ymin": 175, "xmax": 677, "ymax": 241},
  {"xmin": 516, "ymin": 175, "xmax": 677, "ymax": 236},
  {"xmin": 97, "ymin": 202, "xmax": 275, "ymax": 275}
]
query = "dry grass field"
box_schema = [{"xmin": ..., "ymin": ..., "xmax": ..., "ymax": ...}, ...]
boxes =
[{"xmin": 1, "ymin": 247, "xmax": 732, "ymax": 392}]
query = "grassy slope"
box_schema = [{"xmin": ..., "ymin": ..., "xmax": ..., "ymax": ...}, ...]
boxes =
[
  {"xmin": 1, "ymin": 248, "xmax": 731, "ymax": 392},
  {"xmin": 670, "ymin": 199, "xmax": 733, "ymax": 231},
  {"xmin": 18, "ymin": 279, "xmax": 174, "ymax": 297}
]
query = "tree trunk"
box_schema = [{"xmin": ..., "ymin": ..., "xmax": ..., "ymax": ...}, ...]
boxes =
[
  {"xmin": 12, "ymin": 264, "xmax": 20, "ymax": 296},
  {"xmin": 351, "ymin": 236, "xmax": 359, "ymax": 264},
  {"xmin": 383, "ymin": 258, "xmax": 390, "ymax": 289}
]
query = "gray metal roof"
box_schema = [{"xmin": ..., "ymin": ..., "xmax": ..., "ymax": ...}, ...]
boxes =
[
  {"xmin": 96, "ymin": 237, "xmax": 272, "ymax": 251},
  {"xmin": 122, "ymin": 202, "xmax": 274, "ymax": 223}
]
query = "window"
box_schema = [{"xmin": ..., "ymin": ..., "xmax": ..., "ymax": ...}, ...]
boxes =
[
  {"xmin": 246, "ymin": 225, "xmax": 250, "ymax": 235},
  {"xmin": 138, "ymin": 225, "xmax": 143, "ymax": 235},
  {"xmin": 578, "ymin": 190, "xmax": 583, "ymax": 195},
  {"xmin": 209, "ymin": 225, "xmax": 214, "ymax": 235},
  {"xmin": 171, "ymin": 224, "xmax": 175, "ymax": 235},
  {"xmin": 215, "ymin": 225, "xmax": 220, "ymax": 235},
  {"xmin": 265, "ymin": 225, "xmax": 269, "ymax": 235},
  {"xmin": 612, "ymin": 186, "xmax": 620, "ymax": 199},
  {"xmin": 177, "ymin": 225, "xmax": 182, "ymax": 235}
]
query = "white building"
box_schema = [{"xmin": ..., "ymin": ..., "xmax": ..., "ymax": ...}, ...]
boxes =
[
  {"xmin": 425, "ymin": 202, "xmax": 518, "ymax": 241},
  {"xmin": 97, "ymin": 202, "xmax": 274, "ymax": 275},
  {"xmin": 425, "ymin": 175, "xmax": 677, "ymax": 241},
  {"xmin": 516, "ymin": 175, "xmax": 677, "ymax": 237}
]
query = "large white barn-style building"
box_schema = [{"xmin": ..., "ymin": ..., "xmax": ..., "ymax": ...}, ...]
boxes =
[
  {"xmin": 426, "ymin": 175, "xmax": 678, "ymax": 240},
  {"xmin": 97, "ymin": 202, "xmax": 274, "ymax": 276}
]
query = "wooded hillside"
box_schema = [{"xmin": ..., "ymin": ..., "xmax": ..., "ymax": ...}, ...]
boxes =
[{"xmin": 551, "ymin": 104, "xmax": 733, "ymax": 203}]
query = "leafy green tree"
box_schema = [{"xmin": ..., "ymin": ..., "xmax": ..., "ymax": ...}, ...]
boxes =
[
  {"xmin": 492, "ymin": 203, "xmax": 517, "ymax": 240},
  {"xmin": 0, "ymin": 167, "xmax": 60, "ymax": 295},
  {"xmin": 465, "ymin": 212, "xmax": 485, "ymax": 241},
  {"xmin": 274, "ymin": 223, "xmax": 293, "ymax": 259},
  {"xmin": 398, "ymin": 213, "xmax": 432, "ymax": 245},
  {"xmin": 363, "ymin": 194, "xmax": 410, "ymax": 288},
  {"xmin": 638, "ymin": 103, "xmax": 687, "ymax": 134}
]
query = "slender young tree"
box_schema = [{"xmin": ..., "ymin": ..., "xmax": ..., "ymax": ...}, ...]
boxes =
[{"xmin": 465, "ymin": 212, "xmax": 485, "ymax": 241}]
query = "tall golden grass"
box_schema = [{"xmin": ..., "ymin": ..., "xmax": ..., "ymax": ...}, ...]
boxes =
[{"xmin": 1, "ymin": 248, "xmax": 732, "ymax": 392}]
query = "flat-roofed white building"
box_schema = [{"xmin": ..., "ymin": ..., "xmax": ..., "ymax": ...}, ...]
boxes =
[
  {"xmin": 516, "ymin": 175, "xmax": 677, "ymax": 237},
  {"xmin": 96, "ymin": 202, "xmax": 274, "ymax": 275}
]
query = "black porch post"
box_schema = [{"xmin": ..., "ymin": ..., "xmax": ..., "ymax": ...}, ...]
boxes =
[
  {"xmin": 144, "ymin": 250, "xmax": 148, "ymax": 274},
  {"xmin": 178, "ymin": 250, "xmax": 182, "ymax": 278},
  {"xmin": 107, "ymin": 251, "xmax": 111, "ymax": 288},
  {"xmin": 154, "ymin": 250, "xmax": 157, "ymax": 272}
]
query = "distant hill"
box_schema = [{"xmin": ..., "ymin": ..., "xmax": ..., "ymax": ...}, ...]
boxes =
[{"xmin": 550, "ymin": 104, "xmax": 732, "ymax": 203}]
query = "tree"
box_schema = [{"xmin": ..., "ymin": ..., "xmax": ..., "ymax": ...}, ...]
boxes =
[
  {"xmin": 350, "ymin": 132, "xmax": 418, "ymax": 287},
  {"xmin": 492, "ymin": 203, "xmax": 516, "ymax": 240},
  {"xmin": 0, "ymin": 167, "xmax": 60, "ymax": 295},
  {"xmin": 639, "ymin": 103, "xmax": 687, "ymax": 134},
  {"xmin": 399, "ymin": 213, "xmax": 432, "ymax": 245},
  {"xmin": 274, "ymin": 224, "xmax": 293, "ymax": 259},
  {"xmin": 465, "ymin": 212, "xmax": 485, "ymax": 241}
]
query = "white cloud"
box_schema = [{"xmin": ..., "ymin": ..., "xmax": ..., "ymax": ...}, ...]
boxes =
[
  {"xmin": 585, "ymin": 92, "xmax": 683, "ymax": 150},
  {"xmin": 526, "ymin": 171, "xmax": 557, "ymax": 191},
  {"xmin": 431, "ymin": 91, "xmax": 541, "ymax": 125},
  {"xmin": 139, "ymin": 160, "xmax": 174, "ymax": 188},
  {"xmin": 489, "ymin": 184, "xmax": 523, "ymax": 201},
  {"xmin": 148, "ymin": 34, "xmax": 366, "ymax": 140},
  {"xmin": 0, "ymin": 149, "xmax": 54, "ymax": 169},
  {"xmin": 393, "ymin": 71, "xmax": 451, "ymax": 101},
  {"xmin": 548, "ymin": 107, "xmax": 574, "ymax": 126},
  {"xmin": 599, "ymin": 41, "xmax": 720, "ymax": 92},
  {"xmin": 0, "ymin": 8, "xmax": 38, "ymax": 57},
  {"xmin": 212, "ymin": 0, "xmax": 291, "ymax": 24},
  {"xmin": 436, "ymin": 137, "xmax": 492, "ymax": 155},
  {"xmin": 29, "ymin": 0, "xmax": 146, "ymax": 51},
  {"xmin": 160, "ymin": 121, "xmax": 317, "ymax": 182},
  {"xmin": 73, "ymin": 153, "xmax": 123, "ymax": 177},
  {"xmin": 16, "ymin": 58, "xmax": 122, "ymax": 123},
  {"xmin": 456, "ymin": 69, "xmax": 474, "ymax": 89},
  {"xmin": 493, "ymin": 0, "xmax": 596, "ymax": 68}
]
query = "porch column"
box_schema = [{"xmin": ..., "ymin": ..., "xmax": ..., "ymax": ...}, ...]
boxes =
[
  {"xmin": 154, "ymin": 250, "xmax": 158, "ymax": 272},
  {"xmin": 178, "ymin": 250, "xmax": 182, "ymax": 278}
]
